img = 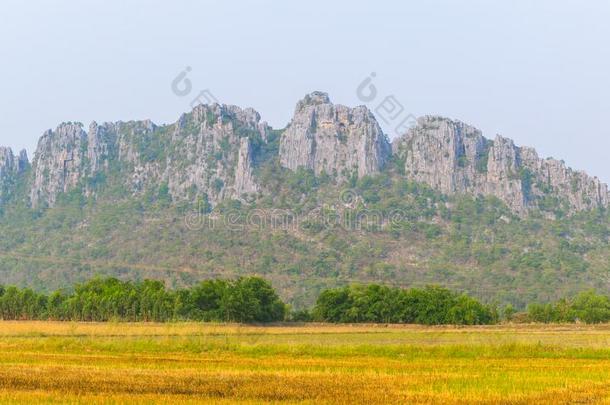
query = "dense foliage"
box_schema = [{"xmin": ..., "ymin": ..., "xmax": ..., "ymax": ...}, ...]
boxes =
[
  {"xmin": 526, "ymin": 290, "xmax": 610, "ymax": 324},
  {"xmin": 0, "ymin": 159, "xmax": 608, "ymax": 309},
  {"xmin": 1, "ymin": 277, "xmax": 608, "ymax": 324},
  {"xmin": 311, "ymin": 284, "xmax": 498, "ymax": 325},
  {"xmin": 0, "ymin": 277, "xmax": 286, "ymax": 322}
]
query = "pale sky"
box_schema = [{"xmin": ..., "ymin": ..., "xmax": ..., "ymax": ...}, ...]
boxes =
[{"xmin": 1, "ymin": 0, "xmax": 609, "ymax": 182}]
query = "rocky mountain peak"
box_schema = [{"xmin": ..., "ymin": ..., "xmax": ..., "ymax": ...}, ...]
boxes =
[
  {"xmin": 12, "ymin": 95, "xmax": 610, "ymax": 217},
  {"xmin": 0, "ymin": 147, "xmax": 28, "ymax": 206},
  {"xmin": 17, "ymin": 149, "xmax": 28, "ymax": 172},
  {"xmin": 295, "ymin": 91, "xmax": 332, "ymax": 112},
  {"xmin": 280, "ymin": 92, "xmax": 391, "ymax": 179},
  {"xmin": 393, "ymin": 116, "xmax": 609, "ymax": 215},
  {"xmin": 0, "ymin": 148, "xmax": 15, "ymax": 176},
  {"xmin": 0, "ymin": 147, "xmax": 29, "ymax": 175},
  {"xmin": 161, "ymin": 102, "xmax": 267, "ymax": 203},
  {"xmin": 0, "ymin": 148, "xmax": 15, "ymax": 206},
  {"xmin": 30, "ymin": 123, "xmax": 89, "ymax": 208},
  {"xmin": 28, "ymin": 103, "xmax": 269, "ymax": 208},
  {"xmin": 187, "ymin": 103, "xmax": 268, "ymax": 140}
]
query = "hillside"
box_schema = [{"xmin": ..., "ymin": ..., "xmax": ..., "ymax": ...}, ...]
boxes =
[{"xmin": 0, "ymin": 92, "xmax": 608, "ymax": 308}]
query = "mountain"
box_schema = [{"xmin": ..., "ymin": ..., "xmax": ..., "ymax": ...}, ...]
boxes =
[
  {"xmin": 0, "ymin": 92, "xmax": 608, "ymax": 308},
  {"xmin": 394, "ymin": 116, "xmax": 608, "ymax": 214},
  {"xmin": 23, "ymin": 92, "xmax": 608, "ymax": 216},
  {"xmin": 29, "ymin": 105, "xmax": 268, "ymax": 209},
  {"xmin": 279, "ymin": 91, "xmax": 391, "ymax": 179}
]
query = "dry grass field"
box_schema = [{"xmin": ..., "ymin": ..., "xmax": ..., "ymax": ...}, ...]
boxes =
[{"xmin": 0, "ymin": 322, "xmax": 608, "ymax": 404}]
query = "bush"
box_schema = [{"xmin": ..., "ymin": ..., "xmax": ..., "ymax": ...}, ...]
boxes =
[
  {"xmin": 571, "ymin": 290, "xmax": 610, "ymax": 324},
  {"xmin": 526, "ymin": 291, "xmax": 610, "ymax": 324},
  {"xmin": 312, "ymin": 284, "xmax": 497, "ymax": 325}
]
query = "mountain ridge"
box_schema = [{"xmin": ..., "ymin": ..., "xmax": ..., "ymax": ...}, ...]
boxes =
[
  {"xmin": 0, "ymin": 92, "xmax": 608, "ymax": 307},
  {"xmin": 1, "ymin": 91, "xmax": 607, "ymax": 217},
  {"xmin": 394, "ymin": 115, "xmax": 608, "ymax": 215}
]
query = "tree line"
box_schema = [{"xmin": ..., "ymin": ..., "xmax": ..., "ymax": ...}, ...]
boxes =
[
  {"xmin": 0, "ymin": 277, "xmax": 285, "ymax": 322},
  {"xmin": 308, "ymin": 284, "xmax": 498, "ymax": 325},
  {"xmin": 0, "ymin": 277, "xmax": 608, "ymax": 324},
  {"xmin": 524, "ymin": 290, "xmax": 610, "ymax": 324}
]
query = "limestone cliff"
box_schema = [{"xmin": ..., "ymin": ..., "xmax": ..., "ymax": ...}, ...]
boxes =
[
  {"xmin": 23, "ymin": 97, "xmax": 610, "ymax": 216},
  {"xmin": 29, "ymin": 104, "xmax": 268, "ymax": 208},
  {"xmin": 393, "ymin": 116, "xmax": 609, "ymax": 214},
  {"xmin": 0, "ymin": 147, "xmax": 28, "ymax": 206},
  {"xmin": 30, "ymin": 124, "xmax": 88, "ymax": 207},
  {"xmin": 279, "ymin": 92, "xmax": 391, "ymax": 179}
]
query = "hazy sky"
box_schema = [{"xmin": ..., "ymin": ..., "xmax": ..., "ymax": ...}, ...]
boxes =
[{"xmin": 1, "ymin": 0, "xmax": 609, "ymax": 181}]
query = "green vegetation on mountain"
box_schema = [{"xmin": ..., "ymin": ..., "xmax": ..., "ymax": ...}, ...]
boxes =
[
  {"xmin": 0, "ymin": 95, "xmax": 608, "ymax": 309},
  {"xmin": 0, "ymin": 153, "xmax": 608, "ymax": 309}
]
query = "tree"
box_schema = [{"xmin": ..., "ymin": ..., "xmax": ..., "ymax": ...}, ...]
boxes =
[
  {"xmin": 571, "ymin": 290, "xmax": 610, "ymax": 324},
  {"xmin": 312, "ymin": 284, "xmax": 497, "ymax": 325},
  {"xmin": 312, "ymin": 287, "xmax": 351, "ymax": 322}
]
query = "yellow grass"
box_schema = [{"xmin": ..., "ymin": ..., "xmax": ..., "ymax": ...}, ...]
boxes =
[{"xmin": 0, "ymin": 322, "xmax": 608, "ymax": 404}]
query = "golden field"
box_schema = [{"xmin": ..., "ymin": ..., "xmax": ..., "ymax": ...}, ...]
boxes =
[{"xmin": 0, "ymin": 322, "xmax": 608, "ymax": 404}]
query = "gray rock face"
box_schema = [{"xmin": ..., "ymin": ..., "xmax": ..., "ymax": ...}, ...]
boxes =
[
  {"xmin": 30, "ymin": 123, "xmax": 88, "ymax": 208},
  {"xmin": 29, "ymin": 104, "xmax": 269, "ymax": 208},
  {"xmin": 24, "ymin": 99, "xmax": 610, "ymax": 216},
  {"xmin": 161, "ymin": 104, "xmax": 266, "ymax": 203},
  {"xmin": 87, "ymin": 121, "xmax": 119, "ymax": 174},
  {"xmin": 0, "ymin": 148, "xmax": 15, "ymax": 206},
  {"xmin": 18, "ymin": 150, "xmax": 29, "ymax": 172},
  {"xmin": 0, "ymin": 148, "xmax": 16, "ymax": 178},
  {"xmin": 0, "ymin": 147, "xmax": 28, "ymax": 206},
  {"xmin": 279, "ymin": 92, "xmax": 391, "ymax": 179},
  {"xmin": 234, "ymin": 137, "xmax": 259, "ymax": 198},
  {"xmin": 393, "ymin": 116, "xmax": 609, "ymax": 214}
]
